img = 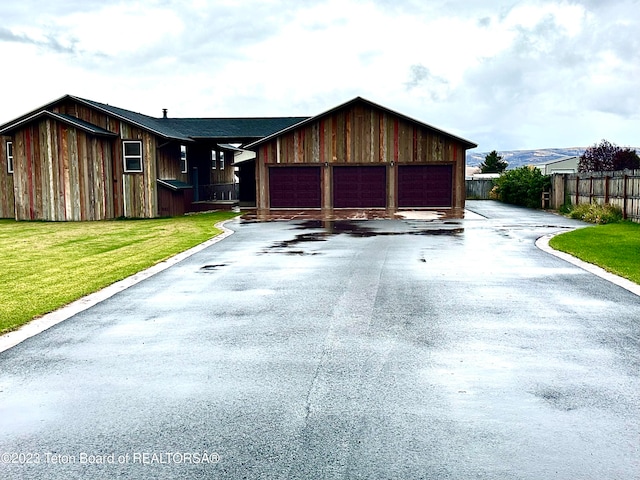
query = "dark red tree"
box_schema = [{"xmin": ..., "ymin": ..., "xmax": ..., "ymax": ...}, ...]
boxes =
[
  {"xmin": 579, "ymin": 140, "xmax": 640, "ymax": 172},
  {"xmin": 613, "ymin": 148, "xmax": 640, "ymax": 171}
]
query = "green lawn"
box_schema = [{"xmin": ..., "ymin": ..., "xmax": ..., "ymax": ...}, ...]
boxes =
[
  {"xmin": 0, "ymin": 211, "xmax": 240, "ymax": 334},
  {"xmin": 549, "ymin": 221, "xmax": 640, "ymax": 284}
]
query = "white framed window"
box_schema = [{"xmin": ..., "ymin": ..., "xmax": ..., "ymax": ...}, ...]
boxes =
[
  {"xmin": 6, "ymin": 141, "xmax": 13, "ymax": 174},
  {"xmin": 220, "ymin": 151, "xmax": 225, "ymax": 170},
  {"xmin": 211, "ymin": 150, "xmax": 217, "ymax": 170},
  {"xmin": 123, "ymin": 141, "xmax": 142, "ymax": 173},
  {"xmin": 180, "ymin": 145, "xmax": 187, "ymax": 174}
]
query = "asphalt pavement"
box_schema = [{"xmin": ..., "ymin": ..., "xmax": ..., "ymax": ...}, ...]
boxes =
[{"xmin": 1, "ymin": 201, "xmax": 639, "ymax": 479}]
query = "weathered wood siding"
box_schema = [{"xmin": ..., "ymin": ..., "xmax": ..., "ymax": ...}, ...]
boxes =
[
  {"xmin": 118, "ymin": 128, "xmax": 157, "ymax": 219},
  {"xmin": 256, "ymin": 103, "xmax": 467, "ymax": 213},
  {"xmin": 54, "ymin": 98, "xmax": 159, "ymax": 218},
  {"xmin": 0, "ymin": 136, "xmax": 15, "ymax": 218},
  {"xmin": 11, "ymin": 120, "xmax": 115, "ymax": 221},
  {"xmin": 157, "ymin": 143, "xmax": 189, "ymax": 182},
  {"xmin": 258, "ymin": 104, "xmax": 461, "ymax": 166},
  {"xmin": 7, "ymin": 99, "xmax": 169, "ymax": 220}
]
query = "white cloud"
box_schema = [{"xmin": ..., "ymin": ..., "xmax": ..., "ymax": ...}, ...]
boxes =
[{"xmin": 0, "ymin": 0, "xmax": 638, "ymax": 151}]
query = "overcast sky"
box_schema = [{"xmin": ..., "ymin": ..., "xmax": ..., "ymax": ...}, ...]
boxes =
[{"xmin": 1, "ymin": 0, "xmax": 638, "ymax": 151}]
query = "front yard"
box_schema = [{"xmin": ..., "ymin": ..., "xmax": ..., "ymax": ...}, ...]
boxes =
[
  {"xmin": 0, "ymin": 211, "xmax": 239, "ymax": 334},
  {"xmin": 549, "ymin": 221, "xmax": 640, "ymax": 285}
]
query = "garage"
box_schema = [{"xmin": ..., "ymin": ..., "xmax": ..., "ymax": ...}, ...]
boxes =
[
  {"xmin": 398, "ymin": 164, "xmax": 453, "ymax": 208},
  {"xmin": 269, "ymin": 166, "xmax": 322, "ymax": 208},
  {"xmin": 333, "ymin": 166, "xmax": 387, "ymax": 208},
  {"xmin": 249, "ymin": 97, "xmax": 477, "ymax": 218}
]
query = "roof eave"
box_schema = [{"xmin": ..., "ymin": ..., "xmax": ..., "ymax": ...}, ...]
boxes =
[{"xmin": 0, "ymin": 110, "xmax": 118, "ymax": 137}]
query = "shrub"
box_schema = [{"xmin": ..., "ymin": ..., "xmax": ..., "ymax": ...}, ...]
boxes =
[
  {"xmin": 566, "ymin": 203, "xmax": 623, "ymax": 224},
  {"xmin": 492, "ymin": 166, "xmax": 551, "ymax": 209}
]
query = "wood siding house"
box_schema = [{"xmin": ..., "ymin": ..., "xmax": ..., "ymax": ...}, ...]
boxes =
[
  {"xmin": 246, "ymin": 97, "xmax": 477, "ymax": 218},
  {"xmin": 0, "ymin": 95, "xmax": 306, "ymax": 220}
]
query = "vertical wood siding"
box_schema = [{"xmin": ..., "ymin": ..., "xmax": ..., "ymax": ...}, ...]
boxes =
[
  {"xmin": 0, "ymin": 136, "xmax": 16, "ymax": 218},
  {"xmin": 118, "ymin": 125, "xmax": 157, "ymax": 219},
  {"xmin": 11, "ymin": 120, "xmax": 116, "ymax": 221},
  {"xmin": 8, "ymin": 98, "xmax": 164, "ymax": 220},
  {"xmin": 258, "ymin": 104, "xmax": 464, "ymax": 167}
]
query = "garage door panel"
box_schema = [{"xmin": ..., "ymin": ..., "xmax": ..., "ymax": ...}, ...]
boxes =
[
  {"xmin": 333, "ymin": 166, "xmax": 386, "ymax": 208},
  {"xmin": 269, "ymin": 167, "xmax": 322, "ymax": 208},
  {"xmin": 398, "ymin": 165, "xmax": 453, "ymax": 207}
]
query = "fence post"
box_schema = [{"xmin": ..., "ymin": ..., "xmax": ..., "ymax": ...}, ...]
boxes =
[
  {"xmin": 623, "ymin": 173, "xmax": 628, "ymax": 220},
  {"xmin": 604, "ymin": 174, "xmax": 609, "ymax": 204}
]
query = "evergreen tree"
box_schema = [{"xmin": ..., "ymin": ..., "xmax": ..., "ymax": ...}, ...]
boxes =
[{"xmin": 479, "ymin": 150, "xmax": 508, "ymax": 173}]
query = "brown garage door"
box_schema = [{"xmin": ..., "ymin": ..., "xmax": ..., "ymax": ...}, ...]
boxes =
[
  {"xmin": 269, "ymin": 166, "xmax": 322, "ymax": 208},
  {"xmin": 333, "ymin": 166, "xmax": 387, "ymax": 208},
  {"xmin": 398, "ymin": 165, "xmax": 453, "ymax": 207}
]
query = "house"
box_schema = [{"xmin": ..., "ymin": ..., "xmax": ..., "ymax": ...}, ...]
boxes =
[
  {"xmin": 0, "ymin": 95, "xmax": 307, "ymax": 220},
  {"xmin": 245, "ymin": 97, "xmax": 477, "ymax": 219},
  {"xmin": 538, "ymin": 156, "xmax": 579, "ymax": 175},
  {"xmin": 0, "ymin": 95, "xmax": 476, "ymax": 221}
]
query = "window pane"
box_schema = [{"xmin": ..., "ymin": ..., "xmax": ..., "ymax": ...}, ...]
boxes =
[
  {"xmin": 124, "ymin": 142, "xmax": 141, "ymax": 156},
  {"xmin": 6, "ymin": 142, "xmax": 13, "ymax": 174},
  {"xmin": 180, "ymin": 145, "xmax": 187, "ymax": 173},
  {"xmin": 126, "ymin": 158, "xmax": 141, "ymax": 171}
]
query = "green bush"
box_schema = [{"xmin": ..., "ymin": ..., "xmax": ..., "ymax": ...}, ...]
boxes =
[
  {"xmin": 566, "ymin": 203, "xmax": 623, "ymax": 224},
  {"xmin": 492, "ymin": 166, "xmax": 551, "ymax": 209}
]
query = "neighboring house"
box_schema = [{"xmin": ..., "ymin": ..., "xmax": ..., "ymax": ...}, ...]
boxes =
[
  {"xmin": 245, "ymin": 97, "xmax": 477, "ymax": 218},
  {"xmin": 539, "ymin": 156, "xmax": 579, "ymax": 175},
  {"xmin": 0, "ymin": 95, "xmax": 307, "ymax": 220}
]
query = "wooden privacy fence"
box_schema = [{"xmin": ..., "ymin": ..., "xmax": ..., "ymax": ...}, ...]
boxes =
[
  {"xmin": 550, "ymin": 169, "xmax": 640, "ymax": 223},
  {"xmin": 466, "ymin": 179, "xmax": 494, "ymax": 200}
]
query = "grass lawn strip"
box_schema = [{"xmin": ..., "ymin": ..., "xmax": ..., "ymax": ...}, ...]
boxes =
[
  {"xmin": 548, "ymin": 222, "xmax": 640, "ymax": 285},
  {"xmin": 0, "ymin": 212, "xmax": 239, "ymax": 335}
]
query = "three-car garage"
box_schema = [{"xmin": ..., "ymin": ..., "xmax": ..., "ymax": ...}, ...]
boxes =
[
  {"xmin": 267, "ymin": 164, "xmax": 454, "ymax": 210},
  {"xmin": 249, "ymin": 97, "xmax": 476, "ymax": 217}
]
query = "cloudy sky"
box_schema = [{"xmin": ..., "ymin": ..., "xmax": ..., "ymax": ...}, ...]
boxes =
[{"xmin": 1, "ymin": 0, "xmax": 638, "ymax": 151}]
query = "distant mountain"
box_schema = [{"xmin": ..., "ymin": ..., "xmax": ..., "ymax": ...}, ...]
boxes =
[{"xmin": 466, "ymin": 147, "xmax": 587, "ymax": 169}]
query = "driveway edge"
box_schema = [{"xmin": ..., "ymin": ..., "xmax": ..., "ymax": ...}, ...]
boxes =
[
  {"xmin": 536, "ymin": 232, "xmax": 640, "ymax": 297},
  {"xmin": 0, "ymin": 219, "xmax": 238, "ymax": 354}
]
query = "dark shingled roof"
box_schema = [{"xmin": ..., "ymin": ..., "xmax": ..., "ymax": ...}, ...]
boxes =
[
  {"xmin": 72, "ymin": 96, "xmax": 194, "ymax": 141},
  {"xmin": 0, "ymin": 94, "xmax": 310, "ymax": 142},
  {"xmin": 159, "ymin": 117, "xmax": 310, "ymax": 140}
]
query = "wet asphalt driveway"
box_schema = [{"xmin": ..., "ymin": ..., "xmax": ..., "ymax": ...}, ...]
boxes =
[{"xmin": 1, "ymin": 201, "xmax": 639, "ymax": 479}]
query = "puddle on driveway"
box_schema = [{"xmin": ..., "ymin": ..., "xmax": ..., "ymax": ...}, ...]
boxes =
[
  {"xmin": 199, "ymin": 264, "xmax": 228, "ymax": 272},
  {"xmin": 261, "ymin": 220, "xmax": 464, "ymax": 255}
]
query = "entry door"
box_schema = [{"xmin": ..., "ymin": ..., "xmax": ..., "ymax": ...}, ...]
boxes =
[
  {"xmin": 398, "ymin": 165, "xmax": 453, "ymax": 207},
  {"xmin": 333, "ymin": 166, "xmax": 387, "ymax": 208}
]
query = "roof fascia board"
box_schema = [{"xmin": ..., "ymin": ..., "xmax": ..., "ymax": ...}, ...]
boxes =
[{"xmin": 0, "ymin": 110, "xmax": 117, "ymax": 137}]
